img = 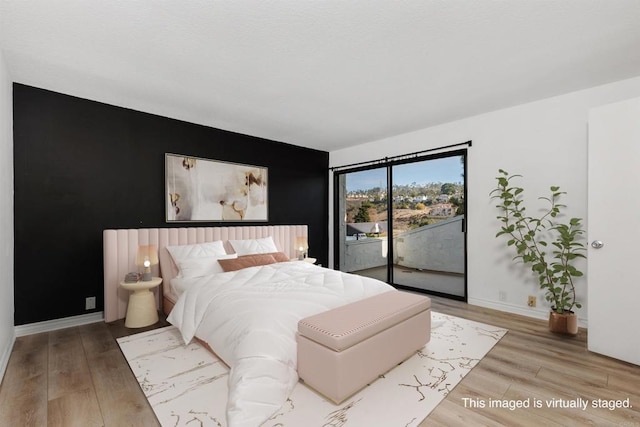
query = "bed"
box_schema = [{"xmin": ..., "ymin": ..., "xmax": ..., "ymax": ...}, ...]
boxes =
[
  {"xmin": 103, "ymin": 225, "xmax": 309, "ymax": 322},
  {"xmin": 103, "ymin": 225, "xmax": 400, "ymax": 426}
]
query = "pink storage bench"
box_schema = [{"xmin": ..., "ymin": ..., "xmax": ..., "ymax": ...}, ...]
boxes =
[{"xmin": 297, "ymin": 291, "xmax": 431, "ymax": 403}]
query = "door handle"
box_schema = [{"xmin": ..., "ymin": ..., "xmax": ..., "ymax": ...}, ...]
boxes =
[{"xmin": 591, "ymin": 240, "xmax": 604, "ymax": 249}]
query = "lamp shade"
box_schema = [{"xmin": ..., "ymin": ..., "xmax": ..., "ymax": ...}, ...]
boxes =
[{"xmin": 136, "ymin": 245, "xmax": 159, "ymax": 267}]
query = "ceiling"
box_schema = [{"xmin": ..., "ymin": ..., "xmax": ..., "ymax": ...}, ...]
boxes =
[{"xmin": 1, "ymin": 1, "xmax": 640, "ymax": 152}]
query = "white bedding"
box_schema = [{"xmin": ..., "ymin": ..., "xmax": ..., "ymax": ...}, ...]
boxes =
[{"xmin": 167, "ymin": 261, "xmax": 395, "ymax": 427}]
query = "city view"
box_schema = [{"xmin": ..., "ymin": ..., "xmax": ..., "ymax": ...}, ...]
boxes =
[{"xmin": 345, "ymin": 156, "xmax": 464, "ymax": 236}]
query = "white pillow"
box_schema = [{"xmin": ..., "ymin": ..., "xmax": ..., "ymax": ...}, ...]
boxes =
[
  {"xmin": 166, "ymin": 241, "xmax": 227, "ymax": 265},
  {"xmin": 229, "ymin": 236, "xmax": 279, "ymax": 256},
  {"xmin": 177, "ymin": 253, "xmax": 238, "ymax": 278}
]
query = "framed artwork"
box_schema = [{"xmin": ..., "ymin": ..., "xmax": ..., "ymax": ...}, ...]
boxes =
[{"xmin": 165, "ymin": 153, "xmax": 268, "ymax": 222}]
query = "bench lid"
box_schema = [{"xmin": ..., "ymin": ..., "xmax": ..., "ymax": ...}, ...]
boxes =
[{"xmin": 298, "ymin": 290, "xmax": 430, "ymax": 351}]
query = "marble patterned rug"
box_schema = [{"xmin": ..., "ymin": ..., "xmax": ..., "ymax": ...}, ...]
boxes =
[{"xmin": 117, "ymin": 312, "xmax": 507, "ymax": 426}]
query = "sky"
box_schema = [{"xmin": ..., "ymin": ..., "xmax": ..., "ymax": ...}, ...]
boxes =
[{"xmin": 346, "ymin": 155, "xmax": 464, "ymax": 192}]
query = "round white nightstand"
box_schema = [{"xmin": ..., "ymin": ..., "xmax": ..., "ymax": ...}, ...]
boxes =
[{"xmin": 120, "ymin": 277, "xmax": 163, "ymax": 328}]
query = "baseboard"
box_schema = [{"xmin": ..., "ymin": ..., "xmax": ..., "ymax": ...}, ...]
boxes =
[
  {"xmin": 468, "ymin": 297, "xmax": 588, "ymax": 328},
  {"xmin": 14, "ymin": 311, "xmax": 104, "ymax": 337},
  {"xmin": 0, "ymin": 331, "xmax": 16, "ymax": 383}
]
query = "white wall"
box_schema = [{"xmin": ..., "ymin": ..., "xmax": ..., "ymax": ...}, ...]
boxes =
[
  {"xmin": 0, "ymin": 49, "xmax": 15, "ymax": 380},
  {"xmin": 330, "ymin": 75, "xmax": 640, "ymax": 326}
]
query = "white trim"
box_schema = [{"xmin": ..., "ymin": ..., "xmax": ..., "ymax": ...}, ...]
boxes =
[
  {"xmin": 468, "ymin": 297, "xmax": 588, "ymax": 329},
  {"xmin": 15, "ymin": 312, "xmax": 104, "ymax": 337},
  {"xmin": 0, "ymin": 332, "xmax": 15, "ymax": 382}
]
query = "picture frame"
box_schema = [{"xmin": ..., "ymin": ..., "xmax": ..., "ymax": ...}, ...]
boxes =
[{"xmin": 165, "ymin": 153, "xmax": 268, "ymax": 222}]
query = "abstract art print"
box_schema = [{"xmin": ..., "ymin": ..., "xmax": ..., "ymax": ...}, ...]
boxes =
[{"xmin": 165, "ymin": 153, "xmax": 268, "ymax": 222}]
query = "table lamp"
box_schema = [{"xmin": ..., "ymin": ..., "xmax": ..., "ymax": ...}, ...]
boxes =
[
  {"xmin": 296, "ymin": 236, "xmax": 308, "ymax": 260},
  {"xmin": 136, "ymin": 245, "xmax": 158, "ymax": 281}
]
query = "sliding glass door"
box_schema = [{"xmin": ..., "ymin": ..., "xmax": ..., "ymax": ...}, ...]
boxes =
[{"xmin": 335, "ymin": 151, "xmax": 466, "ymax": 300}]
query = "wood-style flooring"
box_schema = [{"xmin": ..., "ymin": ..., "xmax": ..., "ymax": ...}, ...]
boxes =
[{"xmin": 1, "ymin": 297, "xmax": 639, "ymax": 426}]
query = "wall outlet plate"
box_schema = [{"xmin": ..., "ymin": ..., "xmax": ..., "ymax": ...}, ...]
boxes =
[
  {"xmin": 86, "ymin": 296, "xmax": 96, "ymax": 310},
  {"xmin": 527, "ymin": 295, "xmax": 536, "ymax": 307}
]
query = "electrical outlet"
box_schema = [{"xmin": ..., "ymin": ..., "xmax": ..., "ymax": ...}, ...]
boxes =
[
  {"xmin": 85, "ymin": 296, "xmax": 96, "ymax": 310},
  {"xmin": 527, "ymin": 295, "xmax": 536, "ymax": 307},
  {"xmin": 499, "ymin": 291, "xmax": 507, "ymax": 302}
]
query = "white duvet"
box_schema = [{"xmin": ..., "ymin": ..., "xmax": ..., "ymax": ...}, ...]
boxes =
[{"xmin": 167, "ymin": 261, "xmax": 394, "ymax": 427}]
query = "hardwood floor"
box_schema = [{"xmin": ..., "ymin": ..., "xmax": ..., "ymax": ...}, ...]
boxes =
[
  {"xmin": 1, "ymin": 297, "xmax": 639, "ymax": 426},
  {"xmin": 423, "ymin": 298, "xmax": 640, "ymax": 427}
]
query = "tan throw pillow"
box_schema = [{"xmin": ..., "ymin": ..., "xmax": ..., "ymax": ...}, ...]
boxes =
[
  {"xmin": 218, "ymin": 253, "xmax": 278, "ymax": 272},
  {"xmin": 269, "ymin": 252, "xmax": 290, "ymax": 263}
]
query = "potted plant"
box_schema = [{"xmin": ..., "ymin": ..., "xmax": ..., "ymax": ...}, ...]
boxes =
[{"xmin": 490, "ymin": 169, "xmax": 586, "ymax": 335}]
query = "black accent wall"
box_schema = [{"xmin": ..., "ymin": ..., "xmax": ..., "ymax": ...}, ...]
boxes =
[{"xmin": 13, "ymin": 84, "xmax": 329, "ymax": 325}]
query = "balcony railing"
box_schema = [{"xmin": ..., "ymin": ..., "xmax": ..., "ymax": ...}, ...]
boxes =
[{"xmin": 343, "ymin": 215, "xmax": 464, "ymax": 275}]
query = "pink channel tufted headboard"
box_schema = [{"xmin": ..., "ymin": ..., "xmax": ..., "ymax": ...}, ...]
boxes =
[{"xmin": 103, "ymin": 225, "xmax": 308, "ymax": 322}]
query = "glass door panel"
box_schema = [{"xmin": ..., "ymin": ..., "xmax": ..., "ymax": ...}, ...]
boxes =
[
  {"xmin": 337, "ymin": 167, "xmax": 389, "ymax": 282},
  {"xmin": 391, "ymin": 155, "xmax": 465, "ymax": 297}
]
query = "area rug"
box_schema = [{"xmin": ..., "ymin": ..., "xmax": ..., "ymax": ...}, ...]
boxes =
[{"xmin": 117, "ymin": 312, "xmax": 507, "ymax": 426}]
